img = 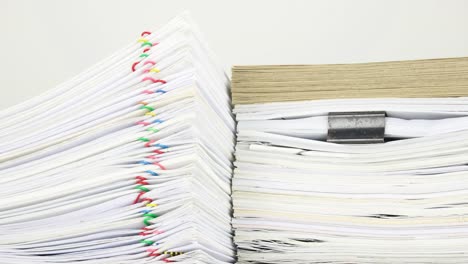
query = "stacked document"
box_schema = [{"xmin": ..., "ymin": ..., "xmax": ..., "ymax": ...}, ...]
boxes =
[
  {"xmin": 231, "ymin": 58, "xmax": 468, "ymax": 104},
  {"xmin": 0, "ymin": 13, "xmax": 235, "ymax": 264},
  {"xmin": 232, "ymin": 62, "xmax": 468, "ymax": 263}
]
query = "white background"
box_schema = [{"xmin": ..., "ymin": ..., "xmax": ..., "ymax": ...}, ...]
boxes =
[{"xmin": 1, "ymin": 0, "xmax": 468, "ymax": 110}]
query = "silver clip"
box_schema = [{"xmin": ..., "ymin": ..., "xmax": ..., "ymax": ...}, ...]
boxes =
[{"xmin": 327, "ymin": 111, "xmax": 386, "ymax": 144}]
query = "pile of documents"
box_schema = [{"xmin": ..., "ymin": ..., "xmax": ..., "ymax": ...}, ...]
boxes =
[
  {"xmin": 3, "ymin": 12, "xmax": 468, "ymax": 264},
  {"xmin": 0, "ymin": 13, "xmax": 235, "ymax": 264},
  {"xmin": 232, "ymin": 58, "xmax": 468, "ymax": 104},
  {"xmin": 231, "ymin": 60, "xmax": 468, "ymax": 263}
]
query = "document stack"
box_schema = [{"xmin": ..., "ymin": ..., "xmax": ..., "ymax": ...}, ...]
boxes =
[
  {"xmin": 231, "ymin": 58, "xmax": 468, "ymax": 104},
  {"xmin": 0, "ymin": 13, "xmax": 235, "ymax": 264},
  {"xmin": 231, "ymin": 60, "xmax": 468, "ymax": 263}
]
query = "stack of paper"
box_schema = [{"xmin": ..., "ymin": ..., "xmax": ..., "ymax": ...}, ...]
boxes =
[
  {"xmin": 232, "ymin": 58, "xmax": 468, "ymax": 104},
  {"xmin": 0, "ymin": 13, "xmax": 235, "ymax": 264},
  {"xmin": 232, "ymin": 63, "xmax": 468, "ymax": 263}
]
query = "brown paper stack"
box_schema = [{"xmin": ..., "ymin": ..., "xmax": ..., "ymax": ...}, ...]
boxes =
[{"xmin": 231, "ymin": 57, "xmax": 468, "ymax": 104}]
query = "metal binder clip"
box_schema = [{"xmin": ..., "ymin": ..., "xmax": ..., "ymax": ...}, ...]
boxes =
[{"xmin": 327, "ymin": 111, "xmax": 386, "ymax": 144}]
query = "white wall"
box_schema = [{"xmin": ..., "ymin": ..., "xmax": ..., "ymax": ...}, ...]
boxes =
[{"xmin": 1, "ymin": 0, "xmax": 468, "ymax": 109}]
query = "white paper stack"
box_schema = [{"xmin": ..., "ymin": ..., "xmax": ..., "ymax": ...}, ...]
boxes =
[
  {"xmin": 233, "ymin": 98, "xmax": 468, "ymax": 264},
  {"xmin": 0, "ymin": 13, "xmax": 235, "ymax": 264}
]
